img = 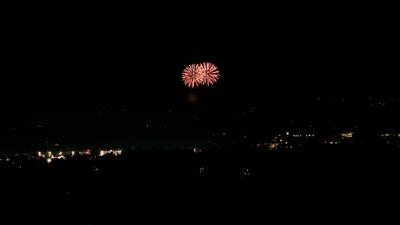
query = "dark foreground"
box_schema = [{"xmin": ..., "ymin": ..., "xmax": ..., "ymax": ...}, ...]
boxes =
[{"xmin": 2, "ymin": 144, "xmax": 400, "ymax": 224}]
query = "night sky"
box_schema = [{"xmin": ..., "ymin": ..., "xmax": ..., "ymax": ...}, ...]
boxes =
[{"xmin": 1, "ymin": 8, "xmax": 398, "ymax": 151}]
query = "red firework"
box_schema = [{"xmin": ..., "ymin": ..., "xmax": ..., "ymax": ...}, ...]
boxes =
[
  {"xmin": 181, "ymin": 64, "xmax": 202, "ymax": 88},
  {"xmin": 181, "ymin": 62, "xmax": 220, "ymax": 88},
  {"xmin": 198, "ymin": 62, "xmax": 220, "ymax": 86}
]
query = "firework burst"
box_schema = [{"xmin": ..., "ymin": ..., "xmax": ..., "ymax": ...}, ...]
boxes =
[
  {"xmin": 181, "ymin": 64, "xmax": 203, "ymax": 88},
  {"xmin": 181, "ymin": 62, "xmax": 220, "ymax": 88},
  {"xmin": 198, "ymin": 62, "xmax": 220, "ymax": 86}
]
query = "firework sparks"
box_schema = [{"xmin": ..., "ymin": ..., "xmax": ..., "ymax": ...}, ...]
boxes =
[
  {"xmin": 181, "ymin": 62, "xmax": 220, "ymax": 88},
  {"xmin": 181, "ymin": 64, "xmax": 203, "ymax": 88},
  {"xmin": 198, "ymin": 62, "xmax": 219, "ymax": 86}
]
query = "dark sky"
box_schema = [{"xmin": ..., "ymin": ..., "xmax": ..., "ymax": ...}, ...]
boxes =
[{"xmin": 1, "ymin": 7, "xmax": 398, "ymax": 151}]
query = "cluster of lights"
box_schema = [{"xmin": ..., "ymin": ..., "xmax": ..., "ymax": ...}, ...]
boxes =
[
  {"xmin": 285, "ymin": 131, "xmax": 315, "ymax": 138},
  {"xmin": 99, "ymin": 149, "xmax": 123, "ymax": 157},
  {"xmin": 257, "ymin": 131, "xmax": 365, "ymax": 150},
  {"xmin": 256, "ymin": 143, "xmax": 279, "ymax": 150},
  {"xmin": 34, "ymin": 148, "xmax": 126, "ymax": 161},
  {"xmin": 380, "ymin": 133, "xmax": 400, "ymax": 138},
  {"xmin": 193, "ymin": 148, "xmax": 203, "ymax": 154},
  {"xmin": 36, "ymin": 151, "xmax": 66, "ymax": 163},
  {"xmin": 36, "ymin": 149, "xmax": 92, "ymax": 164},
  {"xmin": 268, "ymin": 143, "xmax": 279, "ymax": 150},
  {"xmin": 32, "ymin": 148, "xmax": 127, "ymax": 164},
  {"xmin": 292, "ymin": 134, "xmax": 315, "ymax": 138},
  {"xmin": 379, "ymin": 133, "xmax": 400, "ymax": 145},
  {"xmin": 257, "ymin": 142, "xmax": 294, "ymax": 151},
  {"xmin": 80, "ymin": 149, "xmax": 92, "ymax": 156},
  {"xmin": 341, "ymin": 132, "xmax": 354, "ymax": 139},
  {"xmin": 267, "ymin": 131, "xmax": 316, "ymax": 150},
  {"xmin": 323, "ymin": 141, "xmax": 341, "ymax": 145},
  {"xmin": 240, "ymin": 168, "xmax": 251, "ymax": 179},
  {"xmin": 199, "ymin": 166, "xmax": 205, "ymax": 174}
]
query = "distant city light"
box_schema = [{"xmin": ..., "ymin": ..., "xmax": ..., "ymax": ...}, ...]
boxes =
[
  {"xmin": 380, "ymin": 133, "xmax": 400, "ymax": 138},
  {"xmin": 341, "ymin": 132, "xmax": 354, "ymax": 139},
  {"xmin": 268, "ymin": 143, "xmax": 278, "ymax": 150},
  {"xmin": 113, "ymin": 150, "xmax": 122, "ymax": 156},
  {"xmin": 199, "ymin": 166, "xmax": 205, "ymax": 174},
  {"xmin": 193, "ymin": 148, "xmax": 202, "ymax": 154},
  {"xmin": 47, "ymin": 158, "xmax": 52, "ymax": 164},
  {"xmin": 82, "ymin": 149, "xmax": 92, "ymax": 156},
  {"xmin": 240, "ymin": 168, "xmax": 251, "ymax": 178},
  {"xmin": 99, "ymin": 149, "xmax": 123, "ymax": 157}
]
